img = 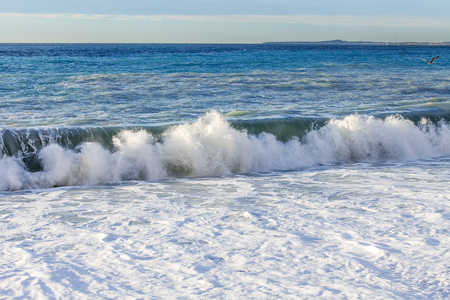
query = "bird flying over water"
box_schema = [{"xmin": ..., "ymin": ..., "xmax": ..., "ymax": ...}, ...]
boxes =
[{"xmin": 423, "ymin": 56, "xmax": 439, "ymax": 64}]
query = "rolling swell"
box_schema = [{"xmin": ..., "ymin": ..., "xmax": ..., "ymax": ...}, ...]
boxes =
[
  {"xmin": 1, "ymin": 110, "xmax": 450, "ymax": 191},
  {"xmin": 230, "ymin": 117, "xmax": 327, "ymax": 142},
  {"xmin": 0, "ymin": 117, "xmax": 325, "ymax": 163},
  {"xmin": 4, "ymin": 110, "xmax": 445, "ymax": 160},
  {"xmin": 0, "ymin": 126, "xmax": 169, "ymax": 171}
]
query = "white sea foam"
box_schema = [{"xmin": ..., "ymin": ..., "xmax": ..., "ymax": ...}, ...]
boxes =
[
  {"xmin": 0, "ymin": 161, "xmax": 449, "ymax": 298},
  {"xmin": 1, "ymin": 111, "xmax": 449, "ymax": 191}
]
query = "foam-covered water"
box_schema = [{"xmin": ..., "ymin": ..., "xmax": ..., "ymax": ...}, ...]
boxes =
[{"xmin": 0, "ymin": 44, "xmax": 449, "ymax": 298}]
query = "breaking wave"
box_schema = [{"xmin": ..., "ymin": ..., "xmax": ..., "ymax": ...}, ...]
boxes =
[{"xmin": 1, "ymin": 111, "xmax": 449, "ymax": 191}]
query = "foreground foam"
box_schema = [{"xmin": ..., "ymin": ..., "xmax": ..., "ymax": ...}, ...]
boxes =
[
  {"xmin": 1, "ymin": 163, "xmax": 449, "ymax": 298},
  {"xmin": 1, "ymin": 111, "xmax": 449, "ymax": 191}
]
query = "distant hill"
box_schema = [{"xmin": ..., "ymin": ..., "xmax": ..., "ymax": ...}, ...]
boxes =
[{"xmin": 264, "ymin": 39, "xmax": 450, "ymax": 46}]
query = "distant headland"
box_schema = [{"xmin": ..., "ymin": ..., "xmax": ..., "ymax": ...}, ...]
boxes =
[{"xmin": 263, "ymin": 39, "xmax": 450, "ymax": 46}]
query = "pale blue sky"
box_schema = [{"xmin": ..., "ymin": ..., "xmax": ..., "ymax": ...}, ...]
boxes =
[{"xmin": 1, "ymin": 0, "xmax": 449, "ymax": 43}]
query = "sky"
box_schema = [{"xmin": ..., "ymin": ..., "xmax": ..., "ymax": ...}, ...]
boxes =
[{"xmin": 1, "ymin": 0, "xmax": 449, "ymax": 43}]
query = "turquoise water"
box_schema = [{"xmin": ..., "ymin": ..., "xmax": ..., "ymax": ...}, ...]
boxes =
[{"xmin": 1, "ymin": 44, "xmax": 449, "ymax": 128}]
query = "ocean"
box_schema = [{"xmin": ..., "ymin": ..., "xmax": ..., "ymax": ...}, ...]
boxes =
[{"xmin": 0, "ymin": 43, "xmax": 449, "ymax": 298}]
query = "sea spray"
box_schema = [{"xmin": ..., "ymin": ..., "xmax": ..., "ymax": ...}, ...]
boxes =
[
  {"xmin": 1, "ymin": 111, "xmax": 449, "ymax": 191},
  {"xmin": 304, "ymin": 114, "xmax": 450, "ymax": 162}
]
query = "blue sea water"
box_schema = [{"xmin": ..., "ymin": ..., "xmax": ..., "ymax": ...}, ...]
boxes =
[
  {"xmin": 1, "ymin": 43, "xmax": 449, "ymax": 127},
  {"xmin": 1, "ymin": 43, "xmax": 449, "ymax": 189},
  {"xmin": 0, "ymin": 44, "xmax": 449, "ymax": 298}
]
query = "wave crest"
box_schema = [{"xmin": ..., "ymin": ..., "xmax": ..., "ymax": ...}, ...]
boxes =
[{"xmin": 1, "ymin": 111, "xmax": 449, "ymax": 191}]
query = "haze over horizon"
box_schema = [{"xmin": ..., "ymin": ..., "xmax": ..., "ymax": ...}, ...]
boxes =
[{"xmin": 1, "ymin": 0, "xmax": 449, "ymax": 43}]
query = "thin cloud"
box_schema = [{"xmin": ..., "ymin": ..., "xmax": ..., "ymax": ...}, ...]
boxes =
[{"xmin": 0, "ymin": 13, "xmax": 448, "ymax": 27}]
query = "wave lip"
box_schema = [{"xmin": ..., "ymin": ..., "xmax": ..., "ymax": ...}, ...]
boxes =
[{"xmin": 1, "ymin": 111, "xmax": 450, "ymax": 191}]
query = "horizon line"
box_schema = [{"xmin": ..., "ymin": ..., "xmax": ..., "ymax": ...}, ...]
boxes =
[{"xmin": 1, "ymin": 40, "xmax": 450, "ymax": 45}]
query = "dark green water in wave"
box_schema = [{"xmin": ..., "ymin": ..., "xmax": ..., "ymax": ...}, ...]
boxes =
[{"xmin": 2, "ymin": 112, "xmax": 449, "ymax": 172}]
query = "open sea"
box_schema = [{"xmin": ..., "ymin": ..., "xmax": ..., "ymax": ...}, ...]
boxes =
[{"xmin": 1, "ymin": 43, "xmax": 449, "ymax": 298}]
